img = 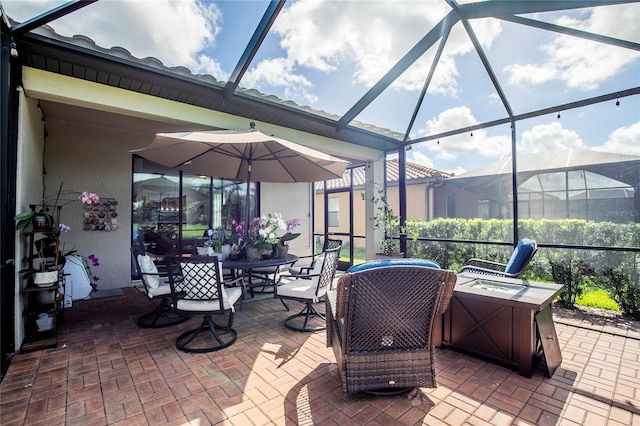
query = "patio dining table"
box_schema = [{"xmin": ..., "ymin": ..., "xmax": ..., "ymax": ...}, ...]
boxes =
[{"xmin": 222, "ymin": 254, "xmax": 298, "ymax": 297}]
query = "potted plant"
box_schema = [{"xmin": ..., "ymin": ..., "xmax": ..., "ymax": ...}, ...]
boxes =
[
  {"xmin": 243, "ymin": 217, "xmax": 275, "ymax": 260},
  {"xmin": 275, "ymin": 217, "xmax": 301, "ymax": 258},
  {"xmin": 23, "ymin": 225, "xmax": 74, "ymax": 287},
  {"xmin": 14, "ymin": 208, "xmax": 59, "ymax": 235},
  {"xmin": 366, "ymin": 186, "xmax": 402, "ymax": 257}
]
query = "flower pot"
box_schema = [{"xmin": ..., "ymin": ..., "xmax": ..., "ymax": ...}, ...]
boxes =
[
  {"xmin": 275, "ymin": 243, "xmax": 289, "ymax": 259},
  {"xmin": 36, "ymin": 313, "xmax": 53, "ymax": 331},
  {"xmin": 32, "ymin": 213, "xmax": 54, "ymax": 232},
  {"xmin": 197, "ymin": 246, "xmax": 214, "ymax": 256},
  {"xmin": 221, "ymin": 244, "xmax": 231, "ymax": 261},
  {"xmin": 36, "ymin": 290, "xmax": 56, "ymax": 305},
  {"xmin": 245, "ymin": 247, "xmax": 261, "ymax": 261},
  {"xmin": 34, "ymin": 271, "xmax": 58, "ymax": 287}
]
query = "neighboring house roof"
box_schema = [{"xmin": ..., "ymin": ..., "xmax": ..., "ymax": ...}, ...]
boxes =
[
  {"xmin": 450, "ymin": 148, "xmax": 640, "ymax": 189},
  {"xmin": 318, "ymin": 159, "xmax": 452, "ymax": 191}
]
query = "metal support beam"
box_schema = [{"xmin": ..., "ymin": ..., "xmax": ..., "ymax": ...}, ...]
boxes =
[
  {"xmin": 460, "ymin": 18, "xmax": 513, "ymax": 117},
  {"xmin": 223, "ymin": 0, "xmax": 285, "ymax": 101},
  {"xmin": 456, "ymin": 0, "xmax": 637, "ymax": 20},
  {"xmin": 10, "ymin": 1, "xmax": 98, "ymax": 36},
  {"xmin": 402, "ymin": 21, "xmax": 452, "ymax": 143},
  {"xmin": 407, "ymin": 87, "xmax": 640, "ymax": 145},
  {"xmin": 337, "ymin": 11, "xmax": 459, "ymax": 130},
  {"xmin": 499, "ymin": 14, "xmax": 640, "ymax": 52},
  {"xmin": 398, "ymin": 145, "xmax": 407, "ymax": 256}
]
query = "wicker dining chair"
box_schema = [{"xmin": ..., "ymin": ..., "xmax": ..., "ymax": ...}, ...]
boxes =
[
  {"xmin": 460, "ymin": 238, "xmax": 537, "ymax": 278},
  {"xmin": 275, "ymin": 245, "xmax": 341, "ymax": 332},
  {"xmin": 165, "ymin": 255, "xmax": 243, "ymax": 353},
  {"xmin": 325, "ymin": 259, "xmax": 456, "ymax": 394},
  {"xmin": 131, "ymin": 246, "xmax": 190, "ymax": 328}
]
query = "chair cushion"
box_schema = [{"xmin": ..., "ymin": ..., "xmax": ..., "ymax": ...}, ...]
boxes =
[
  {"xmin": 278, "ymin": 275, "xmax": 324, "ymax": 301},
  {"xmin": 347, "ymin": 258, "xmax": 440, "ymax": 273},
  {"xmin": 147, "ymin": 279, "xmax": 171, "ymax": 298},
  {"xmin": 505, "ymin": 238, "xmax": 535, "ymax": 274},
  {"xmin": 311, "ymin": 254, "xmax": 325, "ymax": 273},
  {"xmin": 176, "ymin": 286, "xmax": 242, "ymax": 312},
  {"xmin": 137, "ymin": 254, "xmax": 160, "ymax": 290}
]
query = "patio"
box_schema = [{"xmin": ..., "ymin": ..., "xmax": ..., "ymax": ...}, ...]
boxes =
[{"xmin": 1, "ymin": 286, "xmax": 639, "ymax": 426}]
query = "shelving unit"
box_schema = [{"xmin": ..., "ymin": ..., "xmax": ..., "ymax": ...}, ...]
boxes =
[{"xmin": 20, "ymin": 205, "xmax": 64, "ymax": 352}]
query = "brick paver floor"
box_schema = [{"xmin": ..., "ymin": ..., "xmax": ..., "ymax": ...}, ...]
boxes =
[{"xmin": 1, "ymin": 287, "xmax": 638, "ymax": 425}]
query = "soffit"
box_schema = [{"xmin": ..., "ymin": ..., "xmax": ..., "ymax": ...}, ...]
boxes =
[{"xmin": 15, "ymin": 27, "xmax": 403, "ymax": 154}]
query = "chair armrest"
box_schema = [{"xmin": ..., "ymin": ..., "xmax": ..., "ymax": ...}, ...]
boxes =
[
  {"xmin": 464, "ymin": 258, "xmax": 507, "ymax": 272},
  {"xmin": 279, "ymin": 272, "xmax": 321, "ymax": 282},
  {"xmin": 293, "ymin": 254, "xmax": 318, "ymax": 261},
  {"xmin": 459, "ymin": 265, "xmax": 513, "ymax": 278},
  {"xmin": 224, "ymin": 276, "xmax": 244, "ymax": 287},
  {"xmin": 435, "ymin": 271, "xmax": 457, "ymax": 315}
]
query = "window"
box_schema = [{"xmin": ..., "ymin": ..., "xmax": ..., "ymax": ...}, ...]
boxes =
[
  {"xmin": 328, "ymin": 197, "xmax": 340, "ymax": 227},
  {"xmin": 132, "ymin": 156, "xmax": 255, "ymax": 255}
]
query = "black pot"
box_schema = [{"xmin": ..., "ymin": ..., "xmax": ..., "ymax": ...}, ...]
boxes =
[{"xmin": 32, "ymin": 213, "xmax": 54, "ymax": 232}]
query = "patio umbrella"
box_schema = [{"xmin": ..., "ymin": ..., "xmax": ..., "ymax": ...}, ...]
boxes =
[{"xmin": 132, "ymin": 123, "xmax": 350, "ymax": 225}]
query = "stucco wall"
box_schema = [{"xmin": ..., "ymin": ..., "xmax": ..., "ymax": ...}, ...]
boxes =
[
  {"xmin": 43, "ymin": 119, "xmax": 145, "ymax": 292},
  {"xmin": 29, "ymin": 118, "xmax": 318, "ymax": 292},
  {"xmin": 14, "ymin": 93, "xmax": 46, "ymax": 347}
]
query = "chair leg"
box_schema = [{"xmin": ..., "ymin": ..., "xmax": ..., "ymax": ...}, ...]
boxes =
[
  {"xmin": 284, "ymin": 302, "xmax": 326, "ymax": 332},
  {"xmin": 176, "ymin": 313, "xmax": 237, "ymax": 353},
  {"xmin": 137, "ymin": 297, "xmax": 190, "ymax": 328},
  {"xmin": 279, "ymin": 297, "xmax": 289, "ymax": 311}
]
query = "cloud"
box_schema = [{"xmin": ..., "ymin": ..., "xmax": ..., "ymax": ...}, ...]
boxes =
[
  {"xmin": 10, "ymin": 0, "xmax": 227, "ymax": 78},
  {"xmin": 413, "ymin": 106, "xmax": 511, "ymax": 160},
  {"xmin": 243, "ymin": 57, "xmax": 318, "ymax": 104},
  {"xmin": 518, "ymin": 122, "xmax": 585, "ymax": 153},
  {"xmin": 247, "ymin": 0, "xmax": 502, "ymax": 102},
  {"xmin": 593, "ymin": 122, "xmax": 640, "ymax": 156},
  {"xmin": 409, "ymin": 151, "xmax": 434, "ymax": 168},
  {"xmin": 504, "ymin": 4, "xmax": 640, "ymax": 90}
]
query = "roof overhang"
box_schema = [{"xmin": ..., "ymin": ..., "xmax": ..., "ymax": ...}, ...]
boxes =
[{"xmin": 14, "ymin": 29, "xmax": 404, "ymax": 154}]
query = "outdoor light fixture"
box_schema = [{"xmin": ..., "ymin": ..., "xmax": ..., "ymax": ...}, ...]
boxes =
[
  {"xmin": 10, "ymin": 42, "xmax": 17, "ymax": 57},
  {"xmin": 557, "ymin": 112, "xmax": 561, "ymax": 120},
  {"xmin": 616, "ymin": 98, "xmax": 620, "ymax": 110}
]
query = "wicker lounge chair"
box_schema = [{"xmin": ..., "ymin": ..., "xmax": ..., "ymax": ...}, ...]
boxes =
[
  {"xmin": 460, "ymin": 238, "xmax": 537, "ymax": 278},
  {"xmin": 326, "ymin": 259, "xmax": 456, "ymax": 394}
]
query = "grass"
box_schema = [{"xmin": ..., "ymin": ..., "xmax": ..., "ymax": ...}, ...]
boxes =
[{"xmin": 576, "ymin": 288, "xmax": 620, "ymax": 311}]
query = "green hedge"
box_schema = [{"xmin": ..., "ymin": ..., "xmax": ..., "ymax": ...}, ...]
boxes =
[{"xmin": 405, "ymin": 218, "xmax": 640, "ymax": 319}]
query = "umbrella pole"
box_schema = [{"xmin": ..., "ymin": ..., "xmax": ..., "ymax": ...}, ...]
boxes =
[{"xmin": 245, "ymin": 163, "xmax": 252, "ymax": 228}]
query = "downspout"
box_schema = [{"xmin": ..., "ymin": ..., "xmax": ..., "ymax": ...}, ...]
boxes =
[{"xmin": 424, "ymin": 175, "xmax": 444, "ymax": 221}]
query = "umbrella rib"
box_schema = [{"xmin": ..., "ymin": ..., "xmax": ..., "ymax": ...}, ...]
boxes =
[
  {"xmin": 140, "ymin": 130, "xmax": 349, "ymax": 183},
  {"xmin": 259, "ymin": 143, "xmax": 342, "ymax": 181}
]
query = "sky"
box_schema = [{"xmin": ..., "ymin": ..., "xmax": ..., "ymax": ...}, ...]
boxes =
[{"xmin": 2, "ymin": 0, "xmax": 639, "ymax": 175}]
